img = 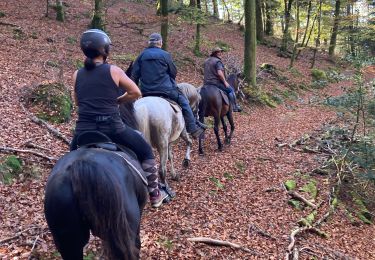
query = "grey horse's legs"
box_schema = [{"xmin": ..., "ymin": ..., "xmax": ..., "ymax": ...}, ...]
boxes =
[{"xmin": 180, "ymin": 128, "xmax": 192, "ymax": 168}]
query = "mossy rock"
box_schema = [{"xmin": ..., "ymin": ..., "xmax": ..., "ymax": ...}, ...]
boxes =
[
  {"xmin": 311, "ymin": 68, "xmax": 327, "ymax": 81},
  {"xmin": 28, "ymin": 82, "xmax": 72, "ymax": 123},
  {"xmin": 243, "ymin": 87, "xmax": 278, "ymax": 108},
  {"xmin": 0, "ymin": 155, "xmax": 22, "ymax": 184}
]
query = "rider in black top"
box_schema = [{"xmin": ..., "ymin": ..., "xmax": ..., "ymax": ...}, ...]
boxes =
[{"xmin": 70, "ymin": 29, "xmax": 169, "ymax": 208}]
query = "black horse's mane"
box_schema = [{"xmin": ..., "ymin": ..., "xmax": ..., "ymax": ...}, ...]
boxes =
[{"xmin": 119, "ymin": 101, "xmax": 138, "ymax": 130}]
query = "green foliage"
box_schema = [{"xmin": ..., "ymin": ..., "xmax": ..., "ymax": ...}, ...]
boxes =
[
  {"xmin": 214, "ymin": 40, "xmax": 231, "ymax": 52},
  {"xmin": 0, "ymin": 155, "xmax": 22, "ymax": 184},
  {"xmin": 301, "ymin": 180, "xmax": 318, "ymax": 199},
  {"xmin": 29, "ymin": 83, "xmax": 72, "ymax": 123},
  {"xmin": 0, "ymin": 11, "xmax": 5, "ymax": 18},
  {"xmin": 177, "ymin": 6, "xmax": 207, "ymax": 25},
  {"xmin": 83, "ymin": 251, "xmax": 95, "ymax": 260},
  {"xmin": 223, "ymin": 172, "xmax": 234, "ymax": 180},
  {"xmin": 311, "ymin": 68, "xmax": 327, "ymax": 81},
  {"xmin": 235, "ymin": 160, "xmax": 246, "ymax": 173},
  {"xmin": 46, "ymin": 60, "xmax": 59, "ymax": 68},
  {"xmin": 298, "ymin": 210, "xmax": 317, "ymax": 227},
  {"xmin": 75, "ymin": 59, "xmax": 84, "ymax": 69},
  {"xmin": 284, "ymin": 180, "xmax": 296, "ymax": 191},
  {"xmin": 289, "ymin": 67, "xmax": 302, "ymax": 77},
  {"xmin": 288, "ymin": 199, "xmax": 301, "ymax": 210},
  {"xmin": 157, "ymin": 237, "xmax": 174, "ymax": 250},
  {"xmin": 351, "ymin": 192, "xmax": 372, "ymax": 224},
  {"xmin": 209, "ymin": 176, "xmax": 225, "ymax": 189},
  {"xmin": 13, "ymin": 28, "xmax": 27, "ymax": 40},
  {"xmin": 112, "ymin": 53, "xmax": 138, "ymax": 62},
  {"xmin": 66, "ymin": 36, "xmax": 77, "ymax": 44}
]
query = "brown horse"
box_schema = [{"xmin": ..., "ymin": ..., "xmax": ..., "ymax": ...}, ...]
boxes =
[{"xmin": 197, "ymin": 74, "xmax": 238, "ymax": 155}]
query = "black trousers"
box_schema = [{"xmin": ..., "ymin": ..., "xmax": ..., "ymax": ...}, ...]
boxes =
[{"xmin": 70, "ymin": 116, "xmax": 154, "ymax": 162}]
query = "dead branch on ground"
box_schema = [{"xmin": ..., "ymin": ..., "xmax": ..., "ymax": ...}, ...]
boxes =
[
  {"xmin": 187, "ymin": 237, "xmax": 259, "ymax": 255},
  {"xmin": 287, "ymin": 191, "xmax": 317, "ymax": 209},
  {"xmin": 20, "ymin": 103, "xmax": 70, "ymax": 145},
  {"xmin": 0, "ymin": 146, "xmax": 57, "ymax": 161},
  {"xmin": 0, "ymin": 226, "xmax": 42, "ymax": 245},
  {"xmin": 248, "ymin": 223, "xmax": 276, "ymax": 240}
]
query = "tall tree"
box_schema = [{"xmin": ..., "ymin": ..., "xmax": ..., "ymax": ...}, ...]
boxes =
[
  {"xmin": 264, "ymin": 0, "xmax": 274, "ymax": 35},
  {"xmin": 290, "ymin": 0, "xmax": 300, "ymax": 68},
  {"xmin": 295, "ymin": 0, "xmax": 312, "ymax": 59},
  {"xmin": 244, "ymin": 0, "xmax": 257, "ymax": 88},
  {"xmin": 91, "ymin": 0, "xmax": 105, "ymax": 30},
  {"xmin": 194, "ymin": 0, "xmax": 202, "ymax": 55},
  {"xmin": 311, "ymin": 0, "xmax": 322, "ymax": 68},
  {"xmin": 56, "ymin": 0, "xmax": 64, "ymax": 22},
  {"xmin": 280, "ymin": 0, "xmax": 294, "ymax": 53},
  {"xmin": 256, "ymin": 0, "xmax": 264, "ymax": 41},
  {"xmin": 160, "ymin": 0, "xmax": 169, "ymax": 50},
  {"xmin": 212, "ymin": 0, "xmax": 219, "ymax": 18},
  {"xmin": 329, "ymin": 0, "xmax": 341, "ymax": 56}
]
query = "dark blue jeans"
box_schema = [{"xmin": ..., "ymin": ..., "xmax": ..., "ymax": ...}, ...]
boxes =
[{"xmin": 165, "ymin": 89, "xmax": 197, "ymax": 133}]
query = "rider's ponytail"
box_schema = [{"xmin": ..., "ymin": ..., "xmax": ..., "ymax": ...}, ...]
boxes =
[{"xmin": 84, "ymin": 57, "xmax": 96, "ymax": 70}]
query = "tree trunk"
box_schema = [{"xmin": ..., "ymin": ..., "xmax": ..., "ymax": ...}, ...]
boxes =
[
  {"xmin": 212, "ymin": 0, "xmax": 219, "ymax": 18},
  {"xmin": 329, "ymin": 0, "xmax": 341, "ymax": 56},
  {"xmin": 256, "ymin": 0, "xmax": 264, "ymax": 41},
  {"xmin": 264, "ymin": 0, "xmax": 274, "ymax": 35},
  {"xmin": 222, "ymin": 0, "xmax": 231, "ymax": 22},
  {"xmin": 244, "ymin": 0, "xmax": 257, "ymax": 88},
  {"xmin": 280, "ymin": 0, "xmax": 293, "ymax": 53},
  {"xmin": 290, "ymin": 0, "xmax": 300, "ymax": 68},
  {"xmin": 161, "ymin": 0, "xmax": 169, "ymax": 50},
  {"xmin": 56, "ymin": 0, "xmax": 64, "ymax": 22},
  {"xmin": 347, "ymin": 3, "xmax": 355, "ymax": 56},
  {"xmin": 305, "ymin": 14, "xmax": 317, "ymax": 48},
  {"xmin": 311, "ymin": 0, "xmax": 322, "ymax": 68},
  {"xmin": 91, "ymin": 0, "xmax": 105, "ymax": 30},
  {"xmin": 295, "ymin": 0, "xmax": 312, "ymax": 59},
  {"xmin": 194, "ymin": 0, "xmax": 202, "ymax": 55},
  {"xmin": 190, "ymin": 0, "xmax": 196, "ymax": 7}
]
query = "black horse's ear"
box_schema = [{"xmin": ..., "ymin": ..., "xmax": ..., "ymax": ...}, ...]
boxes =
[{"xmin": 125, "ymin": 60, "xmax": 134, "ymax": 77}]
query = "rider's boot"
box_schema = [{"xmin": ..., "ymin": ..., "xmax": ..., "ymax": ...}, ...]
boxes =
[
  {"xmin": 142, "ymin": 159, "xmax": 169, "ymax": 208},
  {"xmin": 228, "ymin": 91, "xmax": 242, "ymax": 112}
]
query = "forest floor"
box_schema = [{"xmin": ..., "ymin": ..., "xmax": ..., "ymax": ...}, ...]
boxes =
[{"xmin": 0, "ymin": 0, "xmax": 374, "ymax": 259}]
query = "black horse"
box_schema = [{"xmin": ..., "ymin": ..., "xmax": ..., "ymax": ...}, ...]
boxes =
[
  {"xmin": 198, "ymin": 73, "xmax": 238, "ymax": 155},
  {"xmin": 44, "ymin": 140, "xmax": 148, "ymax": 259}
]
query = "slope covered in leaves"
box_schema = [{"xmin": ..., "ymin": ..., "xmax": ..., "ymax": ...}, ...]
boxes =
[{"xmin": 0, "ymin": 0, "xmax": 374, "ymax": 259}]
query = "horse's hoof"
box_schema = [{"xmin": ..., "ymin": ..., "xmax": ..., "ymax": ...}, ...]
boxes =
[
  {"xmin": 182, "ymin": 159, "xmax": 190, "ymax": 168},
  {"xmin": 199, "ymin": 150, "xmax": 205, "ymax": 156},
  {"xmin": 218, "ymin": 147, "xmax": 223, "ymax": 152},
  {"xmin": 225, "ymin": 138, "xmax": 231, "ymax": 145}
]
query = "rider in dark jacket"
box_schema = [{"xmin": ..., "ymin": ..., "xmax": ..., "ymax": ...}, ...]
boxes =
[
  {"xmin": 131, "ymin": 33, "xmax": 205, "ymax": 138},
  {"xmin": 203, "ymin": 47, "xmax": 242, "ymax": 112}
]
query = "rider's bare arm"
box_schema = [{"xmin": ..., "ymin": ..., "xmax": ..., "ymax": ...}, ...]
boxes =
[
  {"xmin": 111, "ymin": 65, "xmax": 142, "ymax": 103},
  {"xmin": 217, "ymin": 69, "xmax": 230, "ymax": 87},
  {"xmin": 72, "ymin": 70, "xmax": 79, "ymax": 106}
]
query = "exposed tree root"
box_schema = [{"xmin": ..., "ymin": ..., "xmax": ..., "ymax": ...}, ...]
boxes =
[
  {"xmin": 0, "ymin": 146, "xmax": 56, "ymax": 161},
  {"xmin": 187, "ymin": 237, "xmax": 260, "ymax": 255}
]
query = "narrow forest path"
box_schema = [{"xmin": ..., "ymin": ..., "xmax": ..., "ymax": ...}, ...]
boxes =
[{"xmin": 0, "ymin": 0, "xmax": 374, "ymax": 259}]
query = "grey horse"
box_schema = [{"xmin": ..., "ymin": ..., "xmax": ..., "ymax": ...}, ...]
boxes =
[{"xmin": 120, "ymin": 83, "xmax": 199, "ymax": 192}]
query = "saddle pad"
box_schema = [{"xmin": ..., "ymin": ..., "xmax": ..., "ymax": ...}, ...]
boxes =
[
  {"xmin": 113, "ymin": 151, "xmax": 148, "ymax": 185},
  {"xmin": 219, "ymin": 89, "xmax": 229, "ymax": 105}
]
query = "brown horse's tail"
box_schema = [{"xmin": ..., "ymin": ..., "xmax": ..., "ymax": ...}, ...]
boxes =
[{"xmin": 69, "ymin": 159, "xmax": 139, "ymax": 260}]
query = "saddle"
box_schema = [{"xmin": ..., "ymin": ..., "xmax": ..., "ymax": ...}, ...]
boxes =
[
  {"xmin": 202, "ymin": 85, "xmax": 229, "ymax": 105},
  {"xmin": 76, "ymin": 131, "xmax": 148, "ymax": 185},
  {"xmin": 142, "ymin": 91, "xmax": 181, "ymax": 113}
]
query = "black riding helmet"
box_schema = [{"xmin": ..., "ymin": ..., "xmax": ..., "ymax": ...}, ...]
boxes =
[{"xmin": 80, "ymin": 29, "xmax": 111, "ymax": 59}]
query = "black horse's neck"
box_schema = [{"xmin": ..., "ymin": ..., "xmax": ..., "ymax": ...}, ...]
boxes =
[{"xmin": 119, "ymin": 101, "xmax": 138, "ymax": 130}]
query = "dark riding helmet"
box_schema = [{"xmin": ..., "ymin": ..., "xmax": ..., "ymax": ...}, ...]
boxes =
[{"xmin": 80, "ymin": 29, "xmax": 111, "ymax": 59}]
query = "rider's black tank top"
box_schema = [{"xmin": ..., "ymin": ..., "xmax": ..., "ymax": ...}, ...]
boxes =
[
  {"xmin": 75, "ymin": 63, "xmax": 119, "ymax": 117},
  {"xmin": 75, "ymin": 63, "xmax": 124, "ymax": 131}
]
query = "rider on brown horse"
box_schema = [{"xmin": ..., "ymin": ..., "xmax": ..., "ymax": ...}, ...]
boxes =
[
  {"xmin": 131, "ymin": 33, "xmax": 206, "ymax": 139},
  {"xmin": 203, "ymin": 47, "xmax": 242, "ymax": 112}
]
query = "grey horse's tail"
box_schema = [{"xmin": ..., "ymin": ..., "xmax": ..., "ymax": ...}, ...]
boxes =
[{"xmin": 119, "ymin": 101, "xmax": 139, "ymax": 130}]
